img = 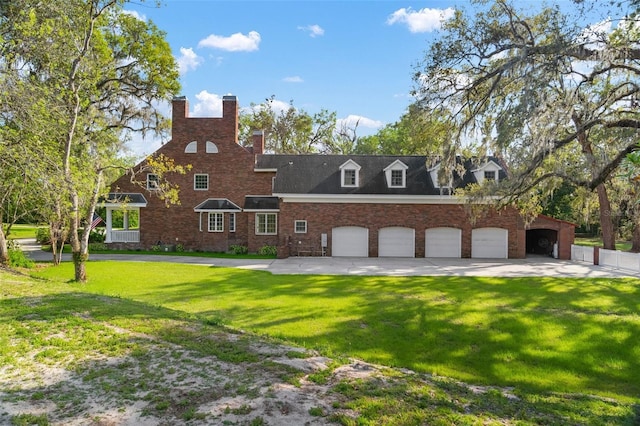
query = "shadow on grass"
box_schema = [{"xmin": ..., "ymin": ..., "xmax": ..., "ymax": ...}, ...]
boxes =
[{"xmin": 133, "ymin": 267, "xmax": 640, "ymax": 401}]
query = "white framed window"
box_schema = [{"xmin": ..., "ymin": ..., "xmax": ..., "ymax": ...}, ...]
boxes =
[
  {"xmin": 147, "ymin": 174, "xmax": 159, "ymax": 190},
  {"xmin": 294, "ymin": 220, "xmax": 307, "ymax": 233},
  {"xmin": 343, "ymin": 169, "xmax": 356, "ymax": 186},
  {"xmin": 185, "ymin": 141, "xmax": 197, "ymax": 153},
  {"xmin": 484, "ymin": 170, "xmax": 496, "ymax": 181},
  {"xmin": 384, "ymin": 160, "xmax": 408, "ymax": 188},
  {"xmin": 208, "ymin": 212, "xmax": 223, "ymax": 232},
  {"xmin": 194, "ymin": 174, "xmax": 209, "ymax": 190},
  {"xmin": 339, "ymin": 159, "xmax": 361, "ymax": 188},
  {"xmin": 391, "ymin": 169, "xmax": 403, "ymax": 186},
  {"xmin": 229, "ymin": 213, "xmax": 236, "ymax": 233},
  {"xmin": 256, "ymin": 213, "xmax": 277, "ymax": 235}
]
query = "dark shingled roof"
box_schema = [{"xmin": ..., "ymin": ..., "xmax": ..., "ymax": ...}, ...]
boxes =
[
  {"xmin": 193, "ymin": 198, "xmax": 242, "ymax": 212},
  {"xmin": 244, "ymin": 196, "xmax": 279, "ymax": 210},
  {"xmin": 104, "ymin": 193, "xmax": 148, "ymax": 205},
  {"xmin": 255, "ymin": 155, "xmax": 507, "ymax": 195}
]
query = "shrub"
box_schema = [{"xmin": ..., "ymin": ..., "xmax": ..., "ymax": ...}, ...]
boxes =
[
  {"xmin": 88, "ymin": 243, "xmax": 108, "ymax": 251},
  {"xmin": 229, "ymin": 244, "xmax": 248, "ymax": 255},
  {"xmin": 88, "ymin": 229, "xmax": 105, "ymax": 243},
  {"xmin": 258, "ymin": 245, "xmax": 277, "ymax": 256},
  {"xmin": 176, "ymin": 243, "xmax": 184, "ymax": 252},
  {"xmin": 151, "ymin": 245, "xmax": 161, "ymax": 252},
  {"xmin": 35, "ymin": 227, "xmax": 50, "ymax": 244},
  {"xmin": 7, "ymin": 240, "xmax": 35, "ymax": 269}
]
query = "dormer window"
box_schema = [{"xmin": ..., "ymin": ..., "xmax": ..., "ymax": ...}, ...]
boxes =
[
  {"xmin": 428, "ymin": 164, "xmax": 452, "ymax": 191},
  {"xmin": 472, "ymin": 161, "xmax": 502, "ymax": 184},
  {"xmin": 339, "ymin": 159, "xmax": 361, "ymax": 188},
  {"xmin": 384, "ymin": 160, "xmax": 408, "ymax": 188}
]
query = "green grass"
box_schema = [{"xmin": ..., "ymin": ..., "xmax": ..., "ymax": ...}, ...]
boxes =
[
  {"xmin": 575, "ymin": 237, "xmax": 632, "ymax": 251},
  {"xmin": 33, "ymin": 261, "xmax": 640, "ymax": 402},
  {"xmin": 3, "ymin": 266, "xmax": 640, "ymax": 425},
  {"xmin": 5, "ymin": 224, "xmax": 41, "ymax": 240}
]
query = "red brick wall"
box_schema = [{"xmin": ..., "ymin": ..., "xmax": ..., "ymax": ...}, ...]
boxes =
[
  {"xmin": 277, "ymin": 202, "xmax": 525, "ymax": 258},
  {"xmin": 111, "ymin": 97, "xmax": 274, "ymax": 252}
]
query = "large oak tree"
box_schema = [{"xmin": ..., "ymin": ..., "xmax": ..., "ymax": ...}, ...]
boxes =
[
  {"xmin": 0, "ymin": 0, "xmax": 181, "ymax": 279},
  {"xmin": 414, "ymin": 0, "xmax": 640, "ymax": 249}
]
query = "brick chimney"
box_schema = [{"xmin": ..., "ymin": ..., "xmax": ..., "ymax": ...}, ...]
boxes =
[
  {"xmin": 222, "ymin": 95, "xmax": 238, "ymax": 143},
  {"xmin": 252, "ymin": 130, "xmax": 264, "ymax": 155},
  {"xmin": 172, "ymin": 96, "xmax": 188, "ymax": 122}
]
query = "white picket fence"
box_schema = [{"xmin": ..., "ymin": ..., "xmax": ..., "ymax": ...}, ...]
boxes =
[
  {"xmin": 599, "ymin": 249, "xmax": 640, "ymax": 274},
  {"xmin": 570, "ymin": 245, "xmax": 594, "ymax": 263},
  {"xmin": 571, "ymin": 245, "xmax": 640, "ymax": 274}
]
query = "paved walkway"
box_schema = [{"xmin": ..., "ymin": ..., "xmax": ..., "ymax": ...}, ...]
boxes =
[{"xmin": 17, "ymin": 239, "xmax": 638, "ymax": 278}]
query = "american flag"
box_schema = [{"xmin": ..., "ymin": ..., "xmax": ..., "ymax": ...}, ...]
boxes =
[{"xmin": 90, "ymin": 212, "xmax": 103, "ymax": 230}]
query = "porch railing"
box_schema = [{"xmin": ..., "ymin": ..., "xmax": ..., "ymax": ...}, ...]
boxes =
[{"xmin": 110, "ymin": 230, "xmax": 140, "ymax": 243}]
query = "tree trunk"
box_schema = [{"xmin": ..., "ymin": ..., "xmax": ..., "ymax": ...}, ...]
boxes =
[
  {"xmin": 0, "ymin": 225, "xmax": 8, "ymax": 266},
  {"xmin": 632, "ymin": 223, "xmax": 640, "ymax": 253},
  {"xmin": 596, "ymin": 183, "xmax": 616, "ymax": 250}
]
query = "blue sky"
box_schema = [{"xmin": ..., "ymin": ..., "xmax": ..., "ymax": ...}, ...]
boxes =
[{"xmin": 125, "ymin": 0, "xmax": 460, "ymax": 155}]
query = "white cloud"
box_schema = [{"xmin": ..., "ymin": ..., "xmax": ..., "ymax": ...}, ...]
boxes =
[
  {"xmin": 192, "ymin": 91, "xmax": 224, "ymax": 117},
  {"xmin": 176, "ymin": 47, "xmax": 203, "ymax": 75},
  {"xmin": 283, "ymin": 76, "xmax": 304, "ymax": 83},
  {"xmin": 387, "ymin": 7, "xmax": 455, "ymax": 33},
  {"xmin": 298, "ymin": 24, "xmax": 325, "ymax": 37},
  {"xmin": 198, "ymin": 31, "xmax": 261, "ymax": 52},
  {"xmin": 338, "ymin": 115, "xmax": 384, "ymax": 130},
  {"xmin": 122, "ymin": 10, "xmax": 146, "ymax": 21}
]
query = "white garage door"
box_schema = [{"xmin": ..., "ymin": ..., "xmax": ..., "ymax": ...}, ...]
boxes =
[
  {"xmin": 472, "ymin": 228, "xmax": 508, "ymax": 259},
  {"xmin": 379, "ymin": 227, "xmax": 415, "ymax": 257},
  {"xmin": 332, "ymin": 226, "xmax": 369, "ymax": 257},
  {"xmin": 425, "ymin": 227, "xmax": 461, "ymax": 258}
]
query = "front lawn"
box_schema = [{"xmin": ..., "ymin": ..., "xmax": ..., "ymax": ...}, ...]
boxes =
[
  {"xmin": 4, "ymin": 224, "xmax": 41, "ymax": 240},
  {"xmin": 34, "ymin": 261, "xmax": 640, "ymax": 403}
]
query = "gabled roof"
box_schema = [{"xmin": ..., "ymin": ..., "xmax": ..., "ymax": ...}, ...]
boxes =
[{"xmin": 194, "ymin": 198, "xmax": 242, "ymax": 212}]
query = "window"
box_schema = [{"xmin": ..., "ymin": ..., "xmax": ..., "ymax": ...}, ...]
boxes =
[
  {"xmin": 229, "ymin": 213, "xmax": 236, "ymax": 233},
  {"xmin": 206, "ymin": 141, "xmax": 218, "ymax": 153},
  {"xmin": 208, "ymin": 212, "xmax": 223, "ymax": 232},
  {"xmin": 484, "ymin": 171, "xmax": 496, "ymax": 181},
  {"xmin": 339, "ymin": 160, "xmax": 361, "ymax": 188},
  {"xmin": 185, "ymin": 141, "xmax": 197, "ymax": 153},
  {"xmin": 384, "ymin": 160, "xmax": 408, "ymax": 188},
  {"xmin": 256, "ymin": 213, "xmax": 277, "ymax": 235},
  {"xmin": 294, "ymin": 220, "xmax": 307, "ymax": 233},
  {"xmin": 147, "ymin": 174, "xmax": 159, "ymax": 190},
  {"xmin": 391, "ymin": 169, "xmax": 404, "ymax": 187},
  {"xmin": 343, "ymin": 169, "xmax": 356, "ymax": 186},
  {"xmin": 194, "ymin": 174, "xmax": 209, "ymax": 190}
]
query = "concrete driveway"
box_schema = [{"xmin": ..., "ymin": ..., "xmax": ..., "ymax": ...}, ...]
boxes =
[{"xmin": 18, "ymin": 239, "xmax": 637, "ymax": 278}]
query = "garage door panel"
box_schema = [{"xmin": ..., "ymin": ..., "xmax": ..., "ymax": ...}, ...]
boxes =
[
  {"xmin": 472, "ymin": 227, "xmax": 508, "ymax": 259},
  {"xmin": 425, "ymin": 227, "xmax": 461, "ymax": 258},
  {"xmin": 332, "ymin": 226, "xmax": 368, "ymax": 257},
  {"xmin": 379, "ymin": 227, "xmax": 415, "ymax": 257}
]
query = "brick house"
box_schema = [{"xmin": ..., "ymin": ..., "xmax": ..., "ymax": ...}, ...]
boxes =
[{"xmin": 104, "ymin": 96, "xmax": 575, "ymax": 259}]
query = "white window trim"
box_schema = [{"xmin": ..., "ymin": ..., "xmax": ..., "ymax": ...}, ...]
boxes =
[
  {"xmin": 294, "ymin": 220, "xmax": 307, "ymax": 234},
  {"xmin": 229, "ymin": 212, "xmax": 236, "ymax": 233},
  {"xmin": 208, "ymin": 212, "xmax": 224, "ymax": 232},
  {"xmin": 472, "ymin": 161, "xmax": 502, "ymax": 184},
  {"xmin": 194, "ymin": 173, "xmax": 209, "ymax": 190},
  {"xmin": 185, "ymin": 141, "xmax": 197, "ymax": 153},
  {"xmin": 339, "ymin": 160, "xmax": 361, "ymax": 188},
  {"xmin": 384, "ymin": 160, "xmax": 408, "ymax": 188},
  {"xmin": 147, "ymin": 174, "xmax": 159, "ymax": 190},
  {"xmin": 256, "ymin": 213, "xmax": 277, "ymax": 235}
]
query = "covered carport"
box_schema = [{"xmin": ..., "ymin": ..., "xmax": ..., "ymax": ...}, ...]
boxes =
[{"xmin": 527, "ymin": 215, "xmax": 576, "ymax": 260}]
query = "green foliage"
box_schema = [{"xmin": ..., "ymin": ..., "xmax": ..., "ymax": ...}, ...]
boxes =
[
  {"xmin": 35, "ymin": 227, "xmax": 50, "ymax": 244},
  {"xmin": 229, "ymin": 244, "xmax": 248, "ymax": 255},
  {"xmin": 257, "ymin": 245, "xmax": 277, "ymax": 256},
  {"xmin": 7, "ymin": 240, "xmax": 34, "ymax": 268}
]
